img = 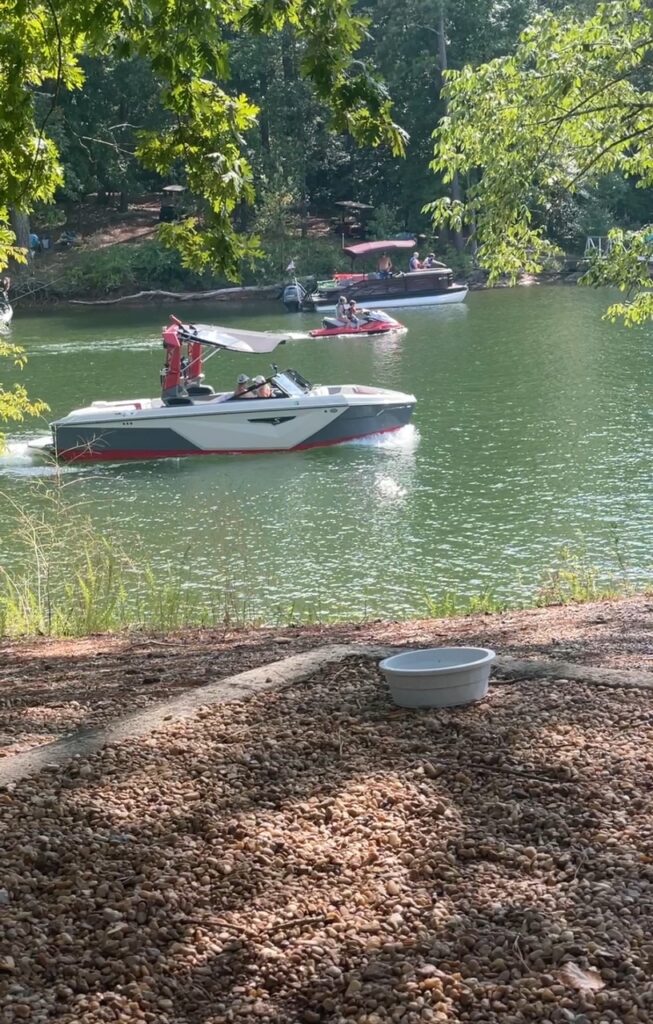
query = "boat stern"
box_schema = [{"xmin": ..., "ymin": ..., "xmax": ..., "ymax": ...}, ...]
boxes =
[{"xmin": 301, "ymin": 383, "xmax": 416, "ymax": 446}]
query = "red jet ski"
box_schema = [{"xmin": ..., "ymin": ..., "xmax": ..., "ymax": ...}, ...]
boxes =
[{"xmin": 309, "ymin": 308, "xmax": 405, "ymax": 338}]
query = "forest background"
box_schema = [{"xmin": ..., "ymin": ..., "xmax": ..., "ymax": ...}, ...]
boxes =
[{"xmin": 10, "ymin": 0, "xmax": 653, "ymax": 301}]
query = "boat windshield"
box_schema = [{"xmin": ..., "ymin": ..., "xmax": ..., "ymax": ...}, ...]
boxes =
[{"xmin": 272, "ymin": 369, "xmax": 312, "ymax": 396}]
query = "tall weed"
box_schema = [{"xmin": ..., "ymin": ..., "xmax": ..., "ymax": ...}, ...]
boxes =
[{"xmin": 0, "ymin": 484, "xmax": 649, "ymax": 637}]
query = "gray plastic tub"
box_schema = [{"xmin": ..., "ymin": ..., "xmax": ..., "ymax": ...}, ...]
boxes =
[{"xmin": 378, "ymin": 647, "xmax": 496, "ymax": 708}]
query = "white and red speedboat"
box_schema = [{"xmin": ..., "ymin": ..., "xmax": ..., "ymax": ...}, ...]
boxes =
[
  {"xmin": 309, "ymin": 309, "xmax": 405, "ymax": 338},
  {"xmin": 28, "ymin": 316, "xmax": 416, "ymax": 463}
]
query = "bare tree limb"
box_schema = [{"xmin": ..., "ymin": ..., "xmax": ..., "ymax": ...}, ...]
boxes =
[{"xmin": 70, "ymin": 285, "xmax": 282, "ymax": 305}]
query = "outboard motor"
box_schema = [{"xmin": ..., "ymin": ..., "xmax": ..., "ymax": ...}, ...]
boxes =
[{"xmin": 282, "ymin": 280, "xmax": 307, "ymax": 313}]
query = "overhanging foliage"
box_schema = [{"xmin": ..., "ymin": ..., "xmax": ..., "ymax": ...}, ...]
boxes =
[
  {"xmin": 0, "ymin": 0, "xmax": 406, "ymax": 279},
  {"xmin": 428, "ymin": 0, "xmax": 653, "ymax": 322}
]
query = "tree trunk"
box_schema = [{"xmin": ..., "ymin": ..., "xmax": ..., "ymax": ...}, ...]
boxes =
[
  {"xmin": 291, "ymin": 38, "xmax": 309, "ymax": 239},
  {"xmin": 437, "ymin": 3, "xmax": 464, "ymax": 254},
  {"xmin": 9, "ymin": 208, "xmax": 30, "ymax": 255},
  {"xmin": 119, "ymin": 190, "xmax": 129, "ymax": 213}
]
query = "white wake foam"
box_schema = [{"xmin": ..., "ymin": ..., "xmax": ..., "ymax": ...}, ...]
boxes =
[{"xmin": 346, "ymin": 424, "xmax": 420, "ymax": 450}]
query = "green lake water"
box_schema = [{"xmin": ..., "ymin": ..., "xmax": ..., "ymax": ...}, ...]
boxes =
[{"xmin": 1, "ymin": 285, "xmax": 651, "ymax": 619}]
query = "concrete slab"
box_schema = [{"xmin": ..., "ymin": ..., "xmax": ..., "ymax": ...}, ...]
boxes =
[{"xmin": 4, "ymin": 643, "xmax": 652, "ymax": 788}]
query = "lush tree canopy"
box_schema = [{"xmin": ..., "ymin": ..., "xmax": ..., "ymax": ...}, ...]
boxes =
[
  {"xmin": 0, "ymin": 0, "xmax": 407, "ymax": 279},
  {"xmin": 430, "ymin": 0, "xmax": 653, "ymax": 322},
  {"xmin": 5, "ymin": 0, "xmax": 653, "ymax": 295}
]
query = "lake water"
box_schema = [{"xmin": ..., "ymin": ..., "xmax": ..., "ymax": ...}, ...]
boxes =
[{"xmin": 1, "ymin": 285, "xmax": 651, "ymax": 620}]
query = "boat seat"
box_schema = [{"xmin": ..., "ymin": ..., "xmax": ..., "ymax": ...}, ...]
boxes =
[
  {"xmin": 163, "ymin": 395, "xmax": 193, "ymax": 406},
  {"xmin": 187, "ymin": 384, "xmax": 215, "ymax": 396}
]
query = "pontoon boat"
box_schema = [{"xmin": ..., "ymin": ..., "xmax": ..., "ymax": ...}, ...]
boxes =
[{"xmin": 283, "ymin": 240, "xmax": 468, "ymax": 312}]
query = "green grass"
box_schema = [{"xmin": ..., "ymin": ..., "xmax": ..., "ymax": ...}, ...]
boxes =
[
  {"xmin": 0, "ymin": 487, "xmax": 256, "ymax": 636},
  {"xmin": 421, "ymin": 589, "xmax": 510, "ymax": 618},
  {"xmin": 420, "ymin": 541, "xmax": 646, "ymax": 619},
  {"xmin": 533, "ymin": 544, "xmax": 631, "ymax": 607},
  {"xmin": 0, "ymin": 489, "xmax": 649, "ymax": 637}
]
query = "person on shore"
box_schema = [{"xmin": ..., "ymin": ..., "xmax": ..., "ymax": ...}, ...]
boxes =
[
  {"xmin": 409, "ymin": 252, "xmax": 422, "ymax": 272},
  {"xmin": 378, "ymin": 253, "xmax": 393, "ymax": 278},
  {"xmin": 0, "ymin": 276, "xmax": 10, "ymax": 317}
]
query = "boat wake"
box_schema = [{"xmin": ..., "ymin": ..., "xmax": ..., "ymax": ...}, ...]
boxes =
[
  {"xmin": 29, "ymin": 337, "xmax": 161, "ymax": 356},
  {"xmin": 279, "ymin": 330, "xmax": 314, "ymax": 342},
  {"xmin": 347, "ymin": 424, "xmax": 420, "ymax": 451},
  {"xmin": 0, "ymin": 439, "xmax": 65, "ymax": 478},
  {"xmin": 374, "ymin": 474, "xmax": 408, "ymax": 500}
]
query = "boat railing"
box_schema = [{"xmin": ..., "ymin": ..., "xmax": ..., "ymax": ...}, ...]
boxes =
[{"xmin": 316, "ymin": 267, "xmax": 453, "ymax": 292}]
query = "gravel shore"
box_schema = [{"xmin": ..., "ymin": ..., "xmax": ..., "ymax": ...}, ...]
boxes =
[
  {"xmin": 1, "ymin": 596, "xmax": 652, "ymax": 759},
  {"xmin": 2, "ymin": 629, "xmax": 653, "ymax": 1023}
]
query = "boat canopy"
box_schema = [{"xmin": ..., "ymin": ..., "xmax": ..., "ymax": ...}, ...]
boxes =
[
  {"xmin": 175, "ymin": 319, "xmax": 287, "ymax": 355},
  {"xmin": 343, "ymin": 240, "xmax": 416, "ymax": 259}
]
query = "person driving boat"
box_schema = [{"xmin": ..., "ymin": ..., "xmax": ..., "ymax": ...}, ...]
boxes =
[
  {"xmin": 423, "ymin": 252, "xmax": 445, "ymax": 269},
  {"xmin": 234, "ymin": 373, "xmax": 255, "ymax": 397},
  {"xmin": 377, "ymin": 253, "xmax": 392, "ymax": 278}
]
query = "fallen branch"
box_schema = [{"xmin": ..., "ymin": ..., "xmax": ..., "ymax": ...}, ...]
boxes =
[
  {"xmin": 70, "ymin": 284, "xmax": 282, "ymax": 306},
  {"xmin": 420, "ymin": 756, "xmax": 571, "ymax": 787},
  {"xmin": 183, "ymin": 916, "xmax": 250, "ymax": 935},
  {"xmin": 269, "ymin": 915, "xmax": 326, "ymax": 932}
]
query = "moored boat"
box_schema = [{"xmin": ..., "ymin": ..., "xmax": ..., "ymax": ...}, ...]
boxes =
[
  {"xmin": 283, "ymin": 240, "xmax": 468, "ymax": 312},
  {"xmin": 29, "ymin": 316, "xmax": 416, "ymax": 463}
]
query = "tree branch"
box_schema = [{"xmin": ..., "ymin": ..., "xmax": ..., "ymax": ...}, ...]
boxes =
[{"xmin": 565, "ymin": 122, "xmax": 653, "ymax": 188}]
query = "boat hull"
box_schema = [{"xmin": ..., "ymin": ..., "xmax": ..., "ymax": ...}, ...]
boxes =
[
  {"xmin": 0, "ymin": 304, "xmax": 13, "ymax": 325},
  {"xmin": 50, "ymin": 396, "xmax": 415, "ymax": 463},
  {"xmin": 308, "ymin": 324, "xmax": 399, "ymax": 338},
  {"xmin": 313, "ymin": 287, "xmax": 468, "ymax": 312}
]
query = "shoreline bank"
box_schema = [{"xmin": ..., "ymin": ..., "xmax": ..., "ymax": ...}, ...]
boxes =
[
  {"xmin": 2, "ymin": 593, "xmax": 651, "ymax": 760},
  {"xmin": 13, "ymin": 267, "xmax": 584, "ymax": 312}
]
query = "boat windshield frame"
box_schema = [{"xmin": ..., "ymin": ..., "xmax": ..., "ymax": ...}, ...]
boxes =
[{"xmin": 272, "ymin": 369, "xmax": 313, "ymax": 396}]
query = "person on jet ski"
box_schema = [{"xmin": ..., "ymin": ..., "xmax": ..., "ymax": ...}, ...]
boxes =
[
  {"xmin": 0, "ymin": 275, "xmax": 10, "ymax": 307},
  {"xmin": 347, "ymin": 299, "xmax": 361, "ymax": 326},
  {"xmin": 335, "ymin": 295, "xmax": 348, "ymax": 323}
]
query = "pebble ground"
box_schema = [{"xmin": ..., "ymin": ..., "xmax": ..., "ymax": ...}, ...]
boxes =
[{"xmin": 2, "ymin": 655, "xmax": 653, "ymax": 1023}]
